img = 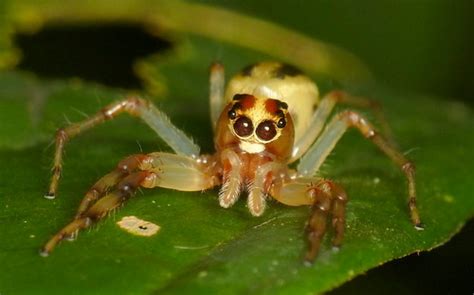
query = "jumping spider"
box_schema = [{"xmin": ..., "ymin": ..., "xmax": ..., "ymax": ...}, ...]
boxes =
[{"xmin": 41, "ymin": 61, "xmax": 423, "ymax": 263}]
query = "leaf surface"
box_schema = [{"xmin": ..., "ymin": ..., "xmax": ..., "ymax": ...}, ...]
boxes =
[{"xmin": 0, "ymin": 2, "xmax": 473, "ymax": 295}]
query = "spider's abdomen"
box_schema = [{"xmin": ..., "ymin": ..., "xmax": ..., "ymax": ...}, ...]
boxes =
[{"xmin": 225, "ymin": 62, "xmax": 319, "ymax": 142}]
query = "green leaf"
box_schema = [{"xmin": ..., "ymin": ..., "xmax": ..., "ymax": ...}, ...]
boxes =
[
  {"xmin": 0, "ymin": 2, "xmax": 473, "ymax": 295},
  {"xmin": 1, "ymin": 53, "xmax": 473, "ymax": 295}
]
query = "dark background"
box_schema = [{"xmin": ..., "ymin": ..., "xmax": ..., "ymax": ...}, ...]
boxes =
[
  {"xmin": 13, "ymin": 1, "xmax": 474, "ymax": 294},
  {"xmin": 15, "ymin": 1, "xmax": 474, "ymax": 105}
]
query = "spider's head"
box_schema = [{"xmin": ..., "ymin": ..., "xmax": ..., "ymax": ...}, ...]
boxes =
[{"xmin": 215, "ymin": 94, "xmax": 294, "ymax": 159}]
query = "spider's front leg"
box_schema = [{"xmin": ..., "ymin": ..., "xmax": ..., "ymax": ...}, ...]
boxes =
[
  {"xmin": 46, "ymin": 97, "xmax": 200, "ymax": 199},
  {"xmin": 73, "ymin": 154, "xmax": 148, "ymax": 219},
  {"xmin": 41, "ymin": 152, "xmax": 219, "ymax": 256},
  {"xmin": 290, "ymin": 90, "xmax": 395, "ymax": 162},
  {"xmin": 298, "ymin": 110, "xmax": 422, "ymax": 229},
  {"xmin": 271, "ymin": 178, "xmax": 348, "ymax": 263}
]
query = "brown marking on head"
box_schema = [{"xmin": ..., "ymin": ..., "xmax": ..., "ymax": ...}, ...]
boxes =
[
  {"xmin": 233, "ymin": 94, "xmax": 256, "ymax": 111},
  {"xmin": 264, "ymin": 99, "xmax": 280, "ymax": 114},
  {"xmin": 264, "ymin": 99, "xmax": 288, "ymax": 115}
]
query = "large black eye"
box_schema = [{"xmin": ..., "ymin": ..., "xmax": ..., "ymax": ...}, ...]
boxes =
[
  {"xmin": 233, "ymin": 116, "xmax": 253, "ymax": 137},
  {"xmin": 256, "ymin": 120, "xmax": 277, "ymax": 141}
]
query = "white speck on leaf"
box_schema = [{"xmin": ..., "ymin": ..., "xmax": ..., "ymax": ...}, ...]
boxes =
[{"xmin": 116, "ymin": 216, "xmax": 160, "ymax": 237}]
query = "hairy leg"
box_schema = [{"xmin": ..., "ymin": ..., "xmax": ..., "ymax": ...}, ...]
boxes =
[
  {"xmin": 271, "ymin": 177, "xmax": 348, "ymax": 263},
  {"xmin": 46, "ymin": 97, "xmax": 200, "ymax": 199},
  {"xmin": 41, "ymin": 171, "xmax": 152, "ymax": 256},
  {"xmin": 297, "ymin": 110, "xmax": 422, "ymax": 228},
  {"xmin": 290, "ymin": 90, "xmax": 393, "ymax": 162},
  {"xmin": 41, "ymin": 152, "xmax": 219, "ymax": 256},
  {"xmin": 74, "ymin": 154, "xmax": 149, "ymax": 219}
]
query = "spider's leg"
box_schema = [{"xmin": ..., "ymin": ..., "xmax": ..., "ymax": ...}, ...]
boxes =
[
  {"xmin": 329, "ymin": 183, "xmax": 348, "ymax": 248},
  {"xmin": 140, "ymin": 152, "xmax": 220, "ymax": 191},
  {"xmin": 290, "ymin": 91, "xmax": 394, "ymax": 162},
  {"xmin": 209, "ymin": 62, "xmax": 225, "ymax": 130},
  {"xmin": 297, "ymin": 110, "xmax": 422, "ymax": 229},
  {"xmin": 74, "ymin": 154, "xmax": 149, "ymax": 219},
  {"xmin": 270, "ymin": 178, "xmax": 348, "ymax": 263},
  {"xmin": 46, "ymin": 97, "xmax": 200, "ymax": 199},
  {"xmin": 305, "ymin": 183, "xmax": 332, "ymax": 263},
  {"xmin": 41, "ymin": 152, "xmax": 220, "ymax": 256},
  {"xmin": 41, "ymin": 170, "xmax": 153, "ymax": 256}
]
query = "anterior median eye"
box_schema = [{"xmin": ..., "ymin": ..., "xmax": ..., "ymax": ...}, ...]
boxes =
[
  {"xmin": 256, "ymin": 120, "xmax": 277, "ymax": 141},
  {"xmin": 233, "ymin": 116, "xmax": 253, "ymax": 137}
]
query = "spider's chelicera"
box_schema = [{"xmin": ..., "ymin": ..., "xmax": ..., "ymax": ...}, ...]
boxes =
[{"xmin": 41, "ymin": 61, "xmax": 423, "ymax": 263}]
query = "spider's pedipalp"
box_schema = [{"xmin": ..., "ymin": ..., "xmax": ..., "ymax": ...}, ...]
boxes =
[
  {"xmin": 247, "ymin": 183, "xmax": 266, "ymax": 217},
  {"xmin": 218, "ymin": 149, "xmax": 242, "ymax": 208}
]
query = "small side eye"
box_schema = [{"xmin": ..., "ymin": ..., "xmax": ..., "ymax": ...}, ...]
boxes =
[
  {"xmin": 277, "ymin": 118, "xmax": 286, "ymax": 128},
  {"xmin": 228, "ymin": 109, "xmax": 237, "ymax": 119},
  {"xmin": 256, "ymin": 120, "xmax": 277, "ymax": 141},
  {"xmin": 233, "ymin": 116, "xmax": 253, "ymax": 137}
]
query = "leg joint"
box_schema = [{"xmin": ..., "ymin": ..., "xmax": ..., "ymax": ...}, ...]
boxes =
[
  {"xmin": 210, "ymin": 61, "xmax": 224, "ymax": 73},
  {"xmin": 101, "ymin": 97, "xmax": 148, "ymax": 119},
  {"xmin": 55, "ymin": 128, "xmax": 68, "ymax": 142},
  {"xmin": 402, "ymin": 161, "xmax": 416, "ymax": 175},
  {"xmin": 117, "ymin": 154, "xmax": 149, "ymax": 173},
  {"xmin": 335, "ymin": 191, "xmax": 348, "ymax": 203},
  {"xmin": 327, "ymin": 90, "xmax": 347, "ymax": 103},
  {"xmin": 337, "ymin": 110, "xmax": 377, "ymax": 138},
  {"xmin": 51, "ymin": 166, "xmax": 62, "ymax": 177}
]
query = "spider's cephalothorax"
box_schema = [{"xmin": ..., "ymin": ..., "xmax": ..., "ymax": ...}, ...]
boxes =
[{"xmin": 41, "ymin": 61, "xmax": 423, "ymax": 263}]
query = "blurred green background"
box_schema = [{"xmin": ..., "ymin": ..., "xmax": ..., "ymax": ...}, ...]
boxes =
[
  {"xmin": 206, "ymin": 0, "xmax": 474, "ymax": 104},
  {"xmin": 14, "ymin": 0, "xmax": 474, "ymax": 105},
  {"xmin": 5, "ymin": 0, "xmax": 474, "ymax": 294}
]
